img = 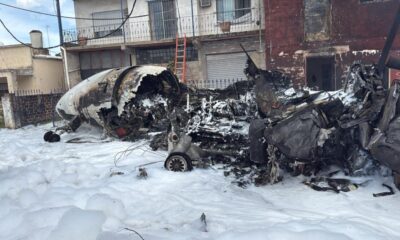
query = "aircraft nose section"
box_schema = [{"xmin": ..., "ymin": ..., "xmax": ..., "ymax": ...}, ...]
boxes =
[{"xmin": 56, "ymin": 92, "xmax": 79, "ymax": 121}]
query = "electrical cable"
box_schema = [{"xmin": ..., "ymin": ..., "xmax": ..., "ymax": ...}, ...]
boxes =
[
  {"xmin": 0, "ymin": 0, "xmax": 137, "ymax": 49},
  {"xmin": 0, "ymin": 2, "xmax": 147, "ymax": 20}
]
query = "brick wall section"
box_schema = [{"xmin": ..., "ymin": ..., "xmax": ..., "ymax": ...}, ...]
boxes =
[
  {"xmin": 11, "ymin": 93, "xmax": 64, "ymax": 127},
  {"xmin": 264, "ymin": 0, "xmax": 400, "ymax": 87}
]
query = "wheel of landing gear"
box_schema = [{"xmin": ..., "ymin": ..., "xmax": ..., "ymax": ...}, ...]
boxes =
[{"xmin": 164, "ymin": 153, "xmax": 192, "ymax": 172}]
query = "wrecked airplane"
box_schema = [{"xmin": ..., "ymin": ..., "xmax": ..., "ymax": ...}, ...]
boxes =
[
  {"xmin": 48, "ymin": 56, "xmax": 400, "ymax": 191},
  {"xmin": 47, "ymin": 45, "xmax": 400, "ymax": 191}
]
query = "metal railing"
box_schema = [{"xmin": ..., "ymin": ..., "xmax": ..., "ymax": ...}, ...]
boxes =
[
  {"xmin": 63, "ymin": 8, "xmax": 263, "ymax": 47},
  {"xmin": 11, "ymin": 89, "xmax": 66, "ymax": 96},
  {"xmin": 187, "ymin": 78, "xmax": 247, "ymax": 89}
]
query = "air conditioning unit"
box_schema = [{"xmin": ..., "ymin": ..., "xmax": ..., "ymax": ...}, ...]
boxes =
[{"xmin": 200, "ymin": 0, "xmax": 211, "ymax": 8}]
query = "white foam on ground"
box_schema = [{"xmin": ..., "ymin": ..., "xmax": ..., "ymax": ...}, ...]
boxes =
[{"xmin": 0, "ymin": 123, "xmax": 399, "ymax": 240}]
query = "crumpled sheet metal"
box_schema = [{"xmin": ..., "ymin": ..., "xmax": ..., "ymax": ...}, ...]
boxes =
[
  {"xmin": 56, "ymin": 66, "xmax": 182, "ymax": 138},
  {"xmin": 248, "ymin": 62, "xmax": 400, "ymax": 183}
]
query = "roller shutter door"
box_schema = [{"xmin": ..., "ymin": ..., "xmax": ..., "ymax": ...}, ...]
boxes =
[{"xmin": 206, "ymin": 52, "xmax": 247, "ymax": 88}]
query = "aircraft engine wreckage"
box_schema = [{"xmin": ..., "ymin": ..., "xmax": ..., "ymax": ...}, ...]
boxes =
[{"xmin": 49, "ymin": 53, "xmax": 400, "ymax": 191}]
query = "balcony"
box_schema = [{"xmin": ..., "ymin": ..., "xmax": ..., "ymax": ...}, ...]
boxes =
[{"xmin": 63, "ymin": 8, "xmax": 263, "ymax": 48}]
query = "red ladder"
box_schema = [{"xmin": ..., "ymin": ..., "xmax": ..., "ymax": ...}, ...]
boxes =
[{"xmin": 174, "ymin": 33, "xmax": 187, "ymax": 83}]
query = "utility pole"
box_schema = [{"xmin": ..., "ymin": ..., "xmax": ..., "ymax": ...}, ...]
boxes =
[{"xmin": 55, "ymin": 0, "xmax": 64, "ymax": 45}]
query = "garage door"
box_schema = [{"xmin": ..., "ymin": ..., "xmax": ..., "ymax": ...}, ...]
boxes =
[{"xmin": 206, "ymin": 52, "xmax": 248, "ymax": 89}]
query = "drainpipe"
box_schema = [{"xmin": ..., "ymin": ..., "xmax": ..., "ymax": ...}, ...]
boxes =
[
  {"xmin": 191, "ymin": 0, "xmax": 195, "ymax": 37},
  {"xmin": 61, "ymin": 46, "xmax": 71, "ymax": 90}
]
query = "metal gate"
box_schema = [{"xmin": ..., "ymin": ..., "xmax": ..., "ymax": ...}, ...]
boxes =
[{"xmin": 205, "ymin": 52, "xmax": 248, "ymax": 89}]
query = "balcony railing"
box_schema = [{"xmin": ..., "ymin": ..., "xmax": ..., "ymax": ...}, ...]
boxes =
[{"xmin": 63, "ymin": 8, "xmax": 263, "ymax": 47}]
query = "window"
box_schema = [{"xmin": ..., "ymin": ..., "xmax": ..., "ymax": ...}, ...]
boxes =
[
  {"xmin": 304, "ymin": 0, "xmax": 331, "ymax": 41},
  {"xmin": 148, "ymin": 0, "xmax": 177, "ymax": 40},
  {"xmin": 92, "ymin": 10, "xmax": 126, "ymax": 38},
  {"xmin": 216, "ymin": 0, "xmax": 251, "ymax": 22}
]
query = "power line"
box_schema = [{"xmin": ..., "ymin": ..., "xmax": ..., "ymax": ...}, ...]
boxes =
[
  {"xmin": 0, "ymin": 2, "xmax": 147, "ymax": 20},
  {"xmin": 0, "ymin": 0, "xmax": 137, "ymax": 50}
]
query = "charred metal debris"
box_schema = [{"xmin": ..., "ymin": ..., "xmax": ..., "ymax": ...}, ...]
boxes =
[{"xmin": 50, "ymin": 51, "xmax": 400, "ymax": 191}]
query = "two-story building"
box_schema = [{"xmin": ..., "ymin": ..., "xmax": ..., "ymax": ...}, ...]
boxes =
[
  {"xmin": 0, "ymin": 31, "xmax": 65, "ymax": 128},
  {"xmin": 0, "ymin": 31, "xmax": 64, "ymax": 95},
  {"xmin": 63, "ymin": 0, "xmax": 265, "ymax": 88}
]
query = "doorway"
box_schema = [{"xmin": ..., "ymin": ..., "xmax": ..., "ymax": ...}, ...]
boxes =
[{"xmin": 306, "ymin": 56, "xmax": 335, "ymax": 91}]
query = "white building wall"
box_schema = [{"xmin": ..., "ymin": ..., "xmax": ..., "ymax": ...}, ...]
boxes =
[{"xmin": 71, "ymin": 0, "xmax": 264, "ymax": 45}]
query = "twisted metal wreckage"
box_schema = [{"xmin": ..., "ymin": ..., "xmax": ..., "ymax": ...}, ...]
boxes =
[{"xmin": 44, "ymin": 50, "xmax": 400, "ymax": 194}]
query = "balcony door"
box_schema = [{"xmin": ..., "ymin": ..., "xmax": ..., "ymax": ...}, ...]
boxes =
[{"xmin": 149, "ymin": 0, "xmax": 177, "ymax": 40}]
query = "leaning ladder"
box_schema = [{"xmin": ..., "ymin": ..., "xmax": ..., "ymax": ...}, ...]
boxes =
[{"xmin": 174, "ymin": 33, "xmax": 187, "ymax": 83}]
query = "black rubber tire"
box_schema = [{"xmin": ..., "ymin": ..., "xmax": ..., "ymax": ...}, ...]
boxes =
[
  {"xmin": 164, "ymin": 153, "xmax": 193, "ymax": 172},
  {"xmin": 44, "ymin": 131, "xmax": 61, "ymax": 143},
  {"xmin": 43, "ymin": 131, "xmax": 54, "ymax": 142},
  {"xmin": 49, "ymin": 133, "xmax": 61, "ymax": 142}
]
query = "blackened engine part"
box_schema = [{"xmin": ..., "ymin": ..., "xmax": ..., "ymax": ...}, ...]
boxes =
[
  {"xmin": 249, "ymin": 119, "xmax": 268, "ymax": 164},
  {"xmin": 264, "ymin": 106, "xmax": 328, "ymax": 162},
  {"xmin": 368, "ymin": 83, "xmax": 400, "ymax": 173},
  {"xmin": 369, "ymin": 116, "xmax": 400, "ymax": 173},
  {"xmin": 358, "ymin": 122, "xmax": 372, "ymax": 149},
  {"xmin": 377, "ymin": 82, "xmax": 400, "ymax": 132}
]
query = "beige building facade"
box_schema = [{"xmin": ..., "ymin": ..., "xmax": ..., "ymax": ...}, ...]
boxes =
[{"xmin": 0, "ymin": 44, "xmax": 65, "ymax": 94}]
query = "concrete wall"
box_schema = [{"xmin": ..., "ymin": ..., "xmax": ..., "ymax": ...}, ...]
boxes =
[
  {"xmin": 1, "ymin": 93, "xmax": 63, "ymax": 129},
  {"xmin": 0, "ymin": 45, "xmax": 65, "ymax": 93},
  {"xmin": 1, "ymin": 94, "xmax": 17, "ymax": 129},
  {"xmin": 0, "ymin": 45, "xmax": 32, "ymax": 70},
  {"xmin": 32, "ymin": 57, "xmax": 65, "ymax": 93},
  {"xmin": 63, "ymin": 51, "xmax": 81, "ymax": 88},
  {"xmin": 1, "ymin": 57, "xmax": 64, "ymax": 94},
  {"xmin": 264, "ymin": 0, "xmax": 400, "ymax": 88}
]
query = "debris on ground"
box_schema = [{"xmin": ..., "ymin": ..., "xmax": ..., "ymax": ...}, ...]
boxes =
[{"xmin": 50, "ymin": 48, "xmax": 400, "ymax": 191}]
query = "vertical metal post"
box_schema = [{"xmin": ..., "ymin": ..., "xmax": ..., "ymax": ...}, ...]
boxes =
[
  {"xmin": 258, "ymin": 0, "xmax": 262, "ymax": 52},
  {"xmin": 120, "ymin": 0, "xmax": 127, "ymax": 44},
  {"xmin": 191, "ymin": 0, "xmax": 195, "ymax": 37},
  {"xmin": 55, "ymin": 0, "xmax": 64, "ymax": 45}
]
